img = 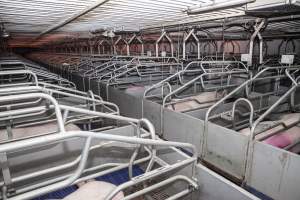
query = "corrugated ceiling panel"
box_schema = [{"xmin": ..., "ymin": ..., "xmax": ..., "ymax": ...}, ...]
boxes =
[{"xmin": 0, "ymin": 0, "xmax": 246, "ymax": 34}]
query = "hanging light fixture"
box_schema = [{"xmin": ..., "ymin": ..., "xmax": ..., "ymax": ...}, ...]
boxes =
[
  {"xmin": 107, "ymin": 30, "xmax": 115, "ymax": 38},
  {"xmin": 102, "ymin": 30, "xmax": 108, "ymax": 37},
  {"xmin": 1, "ymin": 29, "xmax": 10, "ymax": 38},
  {"xmin": 102, "ymin": 29, "xmax": 115, "ymax": 38},
  {"xmin": 0, "ymin": 22, "xmax": 10, "ymax": 38}
]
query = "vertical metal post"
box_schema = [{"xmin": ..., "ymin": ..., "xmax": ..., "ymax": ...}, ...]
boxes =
[
  {"xmin": 248, "ymin": 20, "xmax": 265, "ymax": 66},
  {"xmin": 170, "ymin": 41, "xmax": 174, "ymax": 57},
  {"xmin": 197, "ymin": 40, "xmax": 201, "ymax": 59},
  {"xmin": 155, "ymin": 42, "xmax": 159, "ymax": 57},
  {"xmin": 141, "ymin": 43, "xmax": 144, "ymax": 56},
  {"xmin": 257, "ymin": 32, "xmax": 263, "ymax": 64},
  {"xmin": 183, "ymin": 38, "xmax": 186, "ymax": 60},
  {"xmin": 126, "ymin": 43, "xmax": 130, "ymax": 56},
  {"xmin": 98, "ymin": 43, "xmax": 101, "ymax": 54}
]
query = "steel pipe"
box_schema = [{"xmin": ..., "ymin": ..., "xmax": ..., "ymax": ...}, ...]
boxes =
[
  {"xmin": 187, "ymin": 0, "xmax": 255, "ymax": 15},
  {"xmin": 36, "ymin": 0, "xmax": 111, "ymax": 39},
  {"xmin": 248, "ymin": 20, "xmax": 265, "ymax": 66}
]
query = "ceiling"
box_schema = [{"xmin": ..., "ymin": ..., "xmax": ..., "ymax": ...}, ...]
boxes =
[
  {"xmin": 0, "ymin": 0, "xmax": 247, "ymax": 34},
  {"xmin": 1, "ymin": 0, "xmax": 300, "ymax": 47}
]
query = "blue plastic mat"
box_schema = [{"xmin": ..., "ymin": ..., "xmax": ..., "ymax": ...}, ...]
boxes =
[{"xmin": 32, "ymin": 165, "xmax": 144, "ymax": 200}]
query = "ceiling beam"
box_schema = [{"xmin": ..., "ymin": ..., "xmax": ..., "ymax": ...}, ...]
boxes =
[{"xmin": 36, "ymin": 0, "xmax": 110, "ymax": 39}]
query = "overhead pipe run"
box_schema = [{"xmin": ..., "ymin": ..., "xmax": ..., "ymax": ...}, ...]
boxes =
[
  {"xmin": 186, "ymin": 0, "xmax": 255, "ymax": 15},
  {"xmin": 143, "ymin": 15, "xmax": 300, "ymax": 38},
  {"xmin": 143, "ymin": 18, "xmax": 257, "ymax": 34}
]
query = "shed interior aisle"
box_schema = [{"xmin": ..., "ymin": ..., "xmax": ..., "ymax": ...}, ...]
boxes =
[{"xmin": 0, "ymin": 1, "xmax": 300, "ymax": 200}]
